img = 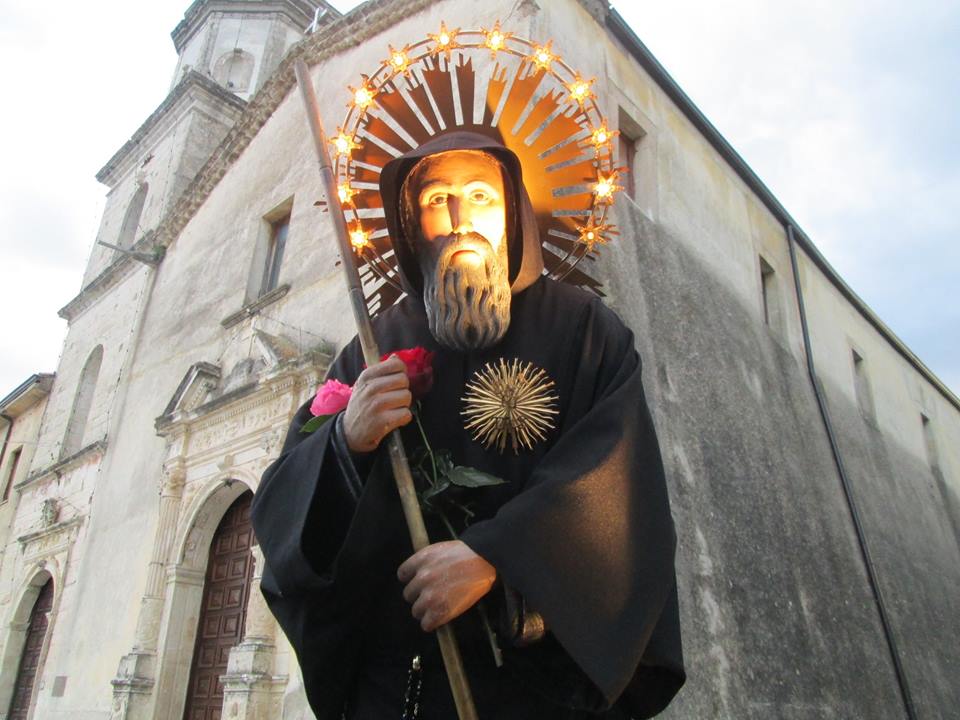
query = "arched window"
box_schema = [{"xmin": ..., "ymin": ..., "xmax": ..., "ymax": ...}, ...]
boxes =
[
  {"xmin": 117, "ymin": 183, "xmax": 148, "ymax": 250},
  {"xmin": 213, "ymin": 49, "xmax": 255, "ymax": 93},
  {"xmin": 62, "ymin": 346, "xmax": 103, "ymax": 458}
]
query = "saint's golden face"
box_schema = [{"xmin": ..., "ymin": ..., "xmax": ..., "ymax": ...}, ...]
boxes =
[{"xmin": 415, "ymin": 150, "xmax": 506, "ymax": 267}]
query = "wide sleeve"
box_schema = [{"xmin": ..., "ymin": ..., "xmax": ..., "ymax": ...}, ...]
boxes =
[
  {"xmin": 250, "ymin": 340, "xmax": 406, "ymax": 718},
  {"xmin": 460, "ymin": 298, "xmax": 685, "ymax": 716}
]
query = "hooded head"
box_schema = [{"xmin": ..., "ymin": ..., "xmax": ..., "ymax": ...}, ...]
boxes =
[{"xmin": 380, "ymin": 132, "xmax": 544, "ymax": 351}]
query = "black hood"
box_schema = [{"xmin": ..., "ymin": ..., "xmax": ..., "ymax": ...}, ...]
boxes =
[{"xmin": 379, "ymin": 131, "xmax": 544, "ymax": 297}]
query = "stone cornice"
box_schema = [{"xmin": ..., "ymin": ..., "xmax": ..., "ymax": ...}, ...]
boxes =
[
  {"xmin": 220, "ymin": 284, "xmax": 290, "ymax": 329},
  {"xmin": 58, "ymin": 235, "xmax": 151, "ymax": 322},
  {"xmin": 96, "ymin": 71, "xmax": 246, "ymax": 187},
  {"xmin": 19, "ymin": 439, "xmax": 107, "ymax": 490},
  {"xmin": 17, "ymin": 516, "xmax": 83, "ymax": 547}
]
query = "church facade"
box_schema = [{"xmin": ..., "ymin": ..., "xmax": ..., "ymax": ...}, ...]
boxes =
[{"xmin": 0, "ymin": 0, "xmax": 957, "ymax": 718}]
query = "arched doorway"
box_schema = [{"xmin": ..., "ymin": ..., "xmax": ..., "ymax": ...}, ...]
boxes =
[
  {"xmin": 182, "ymin": 490, "xmax": 255, "ymax": 720},
  {"xmin": 7, "ymin": 578, "xmax": 53, "ymax": 720}
]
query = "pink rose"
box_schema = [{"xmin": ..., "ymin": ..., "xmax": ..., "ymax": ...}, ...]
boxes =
[
  {"xmin": 381, "ymin": 347, "xmax": 435, "ymax": 400},
  {"xmin": 310, "ymin": 378, "xmax": 353, "ymax": 416}
]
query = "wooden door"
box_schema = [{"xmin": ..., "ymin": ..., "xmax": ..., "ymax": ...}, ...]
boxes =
[
  {"xmin": 182, "ymin": 491, "xmax": 255, "ymax": 720},
  {"xmin": 7, "ymin": 578, "xmax": 53, "ymax": 720}
]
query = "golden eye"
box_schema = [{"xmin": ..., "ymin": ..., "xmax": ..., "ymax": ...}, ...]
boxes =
[
  {"xmin": 428, "ymin": 194, "xmax": 448, "ymax": 207},
  {"xmin": 469, "ymin": 189, "xmax": 491, "ymax": 204}
]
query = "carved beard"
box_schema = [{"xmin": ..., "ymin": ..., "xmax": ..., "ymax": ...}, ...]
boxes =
[{"xmin": 417, "ymin": 231, "xmax": 512, "ymax": 351}]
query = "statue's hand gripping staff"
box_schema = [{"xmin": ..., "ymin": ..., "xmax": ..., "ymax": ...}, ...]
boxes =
[{"xmin": 294, "ymin": 59, "xmax": 479, "ymax": 720}]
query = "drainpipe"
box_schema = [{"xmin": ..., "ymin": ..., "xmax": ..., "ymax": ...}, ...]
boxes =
[{"xmin": 786, "ymin": 224, "xmax": 917, "ymax": 720}]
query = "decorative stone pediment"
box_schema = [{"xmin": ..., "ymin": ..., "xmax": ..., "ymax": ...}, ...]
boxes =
[
  {"xmin": 159, "ymin": 362, "xmax": 222, "ymax": 423},
  {"xmin": 254, "ymin": 329, "xmax": 298, "ymax": 368},
  {"xmin": 18, "ymin": 517, "xmax": 83, "ymax": 563}
]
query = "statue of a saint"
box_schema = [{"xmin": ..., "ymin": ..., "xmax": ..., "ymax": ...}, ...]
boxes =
[{"xmin": 252, "ymin": 132, "xmax": 684, "ymax": 718}]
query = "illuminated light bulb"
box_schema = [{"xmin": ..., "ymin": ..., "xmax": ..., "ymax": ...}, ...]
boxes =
[
  {"xmin": 566, "ymin": 74, "xmax": 595, "ymax": 107},
  {"xmin": 353, "ymin": 85, "xmax": 374, "ymax": 108},
  {"xmin": 386, "ymin": 45, "xmax": 410, "ymax": 75},
  {"xmin": 429, "ymin": 22, "xmax": 460, "ymax": 57},
  {"xmin": 482, "ymin": 22, "xmax": 511, "ymax": 56},
  {"xmin": 590, "ymin": 122, "xmax": 618, "ymax": 154},
  {"xmin": 594, "ymin": 171, "xmax": 621, "ymax": 203},
  {"xmin": 337, "ymin": 183, "xmax": 355, "ymax": 204},
  {"xmin": 349, "ymin": 226, "xmax": 369, "ymax": 250},
  {"xmin": 529, "ymin": 41, "xmax": 557, "ymax": 72},
  {"xmin": 330, "ymin": 129, "xmax": 358, "ymax": 156},
  {"xmin": 575, "ymin": 220, "xmax": 616, "ymax": 250}
]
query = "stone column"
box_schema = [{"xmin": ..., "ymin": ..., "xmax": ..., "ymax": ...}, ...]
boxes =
[
  {"xmin": 134, "ymin": 462, "xmax": 186, "ymax": 651},
  {"xmin": 243, "ymin": 545, "xmax": 276, "ymax": 643},
  {"xmin": 111, "ymin": 461, "xmax": 186, "ymax": 720},
  {"xmin": 221, "ymin": 545, "xmax": 286, "ymax": 720}
]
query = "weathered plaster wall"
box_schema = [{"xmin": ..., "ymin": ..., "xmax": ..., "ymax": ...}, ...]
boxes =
[
  {"xmin": 32, "ymin": 268, "xmax": 147, "ymax": 470},
  {"xmin": 84, "ymin": 125, "xmax": 185, "ymax": 287},
  {"xmin": 83, "ymin": 85, "xmax": 242, "ymax": 289},
  {"xmin": 5, "ymin": 266, "xmax": 151, "ymax": 718},
  {"xmin": 0, "ymin": 396, "xmax": 48, "ymax": 561},
  {"xmin": 589, "ymin": 4, "xmax": 960, "ymax": 714}
]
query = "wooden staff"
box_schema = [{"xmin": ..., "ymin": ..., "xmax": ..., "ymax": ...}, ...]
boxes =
[{"xmin": 294, "ymin": 59, "xmax": 479, "ymax": 720}]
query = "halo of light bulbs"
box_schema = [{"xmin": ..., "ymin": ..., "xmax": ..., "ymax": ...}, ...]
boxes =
[{"xmin": 330, "ymin": 21, "xmax": 626, "ymax": 308}]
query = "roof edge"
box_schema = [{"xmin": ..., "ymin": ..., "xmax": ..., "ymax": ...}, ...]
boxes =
[{"xmin": 1, "ymin": 373, "xmax": 55, "ymax": 417}]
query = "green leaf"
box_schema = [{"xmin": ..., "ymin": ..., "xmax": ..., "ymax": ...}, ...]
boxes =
[
  {"xmin": 447, "ymin": 466, "xmax": 507, "ymax": 488},
  {"xmin": 421, "ymin": 478, "xmax": 451, "ymax": 504},
  {"xmin": 299, "ymin": 414, "xmax": 333, "ymax": 434}
]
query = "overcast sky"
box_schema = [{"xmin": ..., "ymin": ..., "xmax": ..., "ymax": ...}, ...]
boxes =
[{"xmin": 0, "ymin": 0, "xmax": 956, "ymax": 399}]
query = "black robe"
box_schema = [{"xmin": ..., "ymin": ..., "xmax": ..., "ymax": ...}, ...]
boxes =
[{"xmin": 251, "ymin": 276, "xmax": 684, "ymax": 719}]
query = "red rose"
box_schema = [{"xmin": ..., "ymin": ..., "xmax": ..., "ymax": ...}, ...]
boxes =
[
  {"xmin": 309, "ymin": 378, "xmax": 353, "ymax": 416},
  {"xmin": 382, "ymin": 347, "xmax": 435, "ymax": 400}
]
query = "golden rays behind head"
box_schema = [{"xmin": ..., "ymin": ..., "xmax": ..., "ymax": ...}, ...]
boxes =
[{"xmin": 461, "ymin": 359, "xmax": 560, "ymax": 454}]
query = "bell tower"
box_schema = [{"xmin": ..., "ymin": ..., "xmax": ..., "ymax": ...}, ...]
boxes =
[{"xmin": 169, "ymin": 1, "xmax": 339, "ymax": 101}]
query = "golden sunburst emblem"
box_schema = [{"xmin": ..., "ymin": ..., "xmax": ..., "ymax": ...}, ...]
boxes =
[{"xmin": 461, "ymin": 359, "xmax": 560, "ymax": 454}]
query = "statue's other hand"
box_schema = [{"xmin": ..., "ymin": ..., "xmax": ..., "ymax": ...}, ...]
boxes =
[
  {"xmin": 342, "ymin": 355, "xmax": 413, "ymax": 453},
  {"xmin": 398, "ymin": 540, "xmax": 497, "ymax": 632}
]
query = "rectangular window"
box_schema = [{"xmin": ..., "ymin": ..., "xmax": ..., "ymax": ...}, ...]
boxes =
[
  {"xmin": 3, "ymin": 447, "xmax": 21, "ymax": 501},
  {"xmin": 260, "ymin": 214, "xmax": 289, "ymax": 297},
  {"xmin": 617, "ymin": 108, "xmax": 647, "ymax": 203},
  {"xmin": 851, "ymin": 349, "xmax": 876, "ymax": 422}
]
